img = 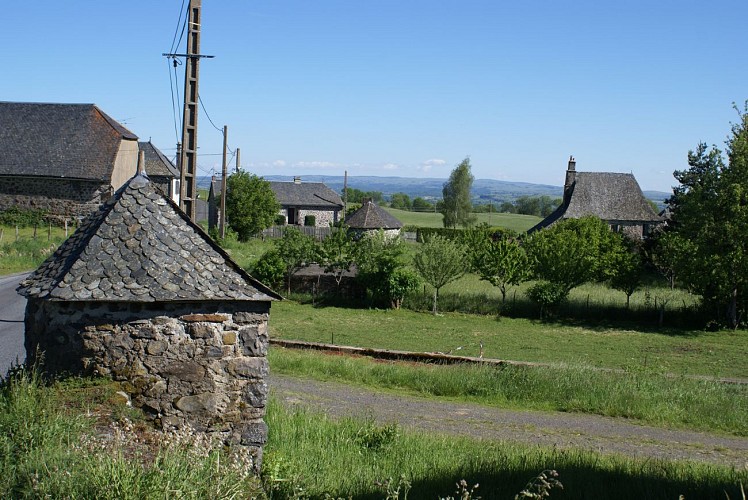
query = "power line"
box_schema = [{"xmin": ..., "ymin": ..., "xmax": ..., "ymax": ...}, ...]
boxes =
[
  {"xmin": 166, "ymin": 59, "xmax": 180, "ymax": 142},
  {"xmin": 197, "ymin": 93, "xmax": 236, "ymax": 155},
  {"xmin": 169, "ymin": 0, "xmax": 188, "ymax": 54}
]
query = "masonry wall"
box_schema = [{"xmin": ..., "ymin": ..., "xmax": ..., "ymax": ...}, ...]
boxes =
[
  {"xmin": 0, "ymin": 176, "xmax": 110, "ymax": 219},
  {"xmin": 25, "ymin": 299, "xmax": 271, "ymax": 471}
]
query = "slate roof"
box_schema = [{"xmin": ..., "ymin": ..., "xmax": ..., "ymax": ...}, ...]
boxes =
[
  {"xmin": 0, "ymin": 102, "xmax": 138, "ymax": 181},
  {"xmin": 18, "ymin": 173, "xmax": 281, "ymax": 302},
  {"xmin": 138, "ymin": 141, "xmax": 178, "ymax": 178},
  {"xmin": 529, "ymin": 172, "xmax": 662, "ymax": 232},
  {"xmin": 269, "ymin": 181, "xmax": 343, "ymax": 208},
  {"xmin": 345, "ymin": 201, "xmax": 403, "ymax": 229}
]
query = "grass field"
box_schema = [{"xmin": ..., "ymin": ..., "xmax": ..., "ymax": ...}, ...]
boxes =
[
  {"xmin": 383, "ymin": 207, "xmax": 542, "ymax": 232},
  {"xmin": 0, "ymin": 225, "xmax": 69, "ymax": 275},
  {"xmin": 268, "ymin": 300, "xmax": 748, "ymax": 379}
]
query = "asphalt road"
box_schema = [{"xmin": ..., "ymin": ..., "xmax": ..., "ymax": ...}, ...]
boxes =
[{"xmin": 0, "ymin": 272, "xmax": 28, "ymax": 378}]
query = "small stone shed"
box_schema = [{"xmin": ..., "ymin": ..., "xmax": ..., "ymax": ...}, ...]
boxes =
[
  {"xmin": 18, "ymin": 173, "xmax": 281, "ymax": 469},
  {"xmin": 344, "ymin": 199, "xmax": 403, "ymax": 239}
]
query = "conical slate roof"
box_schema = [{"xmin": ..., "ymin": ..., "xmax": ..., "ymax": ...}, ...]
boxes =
[
  {"xmin": 345, "ymin": 201, "xmax": 403, "ymax": 229},
  {"xmin": 18, "ymin": 174, "xmax": 281, "ymax": 302}
]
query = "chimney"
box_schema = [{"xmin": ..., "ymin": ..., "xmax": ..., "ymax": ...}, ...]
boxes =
[
  {"xmin": 564, "ymin": 155, "xmax": 576, "ymax": 200},
  {"xmin": 293, "ymin": 176, "xmax": 301, "ymax": 184}
]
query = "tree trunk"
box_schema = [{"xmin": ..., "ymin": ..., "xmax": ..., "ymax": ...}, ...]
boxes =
[
  {"xmin": 432, "ymin": 288, "xmax": 438, "ymax": 315},
  {"xmin": 727, "ymin": 286, "xmax": 738, "ymax": 329}
]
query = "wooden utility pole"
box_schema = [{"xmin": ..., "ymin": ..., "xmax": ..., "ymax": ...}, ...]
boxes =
[
  {"xmin": 235, "ymin": 148, "xmax": 240, "ymax": 173},
  {"xmin": 220, "ymin": 125, "xmax": 228, "ymax": 238},
  {"xmin": 163, "ymin": 0, "xmax": 213, "ymax": 221}
]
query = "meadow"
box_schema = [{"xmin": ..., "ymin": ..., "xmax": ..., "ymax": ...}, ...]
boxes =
[{"xmin": 384, "ymin": 207, "xmax": 541, "ymax": 232}]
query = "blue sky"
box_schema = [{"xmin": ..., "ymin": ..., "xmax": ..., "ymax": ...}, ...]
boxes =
[{"xmin": 2, "ymin": 1, "xmax": 746, "ymax": 192}]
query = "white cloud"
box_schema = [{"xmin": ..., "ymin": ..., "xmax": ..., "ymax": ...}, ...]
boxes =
[
  {"xmin": 273, "ymin": 160, "xmax": 287, "ymax": 167},
  {"xmin": 382, "ymin": 163, "xmax": 399, "ymax": 171},
  {"xmin": 293, "ymin": 161, "xmax": 339, "ymax": 169},
  {"xmin": 418, "ymin": 158, "xmax": 446, "ymax": 173}
]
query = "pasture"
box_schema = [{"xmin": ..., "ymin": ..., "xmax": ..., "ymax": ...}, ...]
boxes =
[{"xmin": 383, "ymin": 206, "xmax": 541, "ymax": 232}]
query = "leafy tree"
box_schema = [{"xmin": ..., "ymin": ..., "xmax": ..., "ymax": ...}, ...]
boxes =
[
  {"xmin": 499, "ymin": 201, "xmax": 516, "ymax": 213},
  {"xmin": 609, "ymin": 242, "xmax": 644, "ymax": 309},
  {"xmin": 225, "ymin": 172, "xmax": 280, "ymax": 241},
  {"xmin": 252, "ymin": 249, "xmax": 285, "ymax": 291},
  {"xmin": 413, "ymin": 235, "xmax": 466, "ymax": 314},
  {"xmin": 469, "ymin": 233, "xmax": 529, "ymax": 304},
  {"xmin": 319, "ymin": 226, "xmax": 356, "ymax": 292},
  {"xmin": 354, "ymin": 232, "xmax": 419, "ymax": 308},
  {"xmin": 526, "ymin": 281, "xmax": 568, "ymax": 320},
  {"xmin": 342, "ymin": 187, "xmax": 383, "ymax": 204},
  {"xmin": 514, "ymin": 195, "xmax": 562, "ymax": 217},
  {"xmin": 524, "ymin": 216, "xmax": 625, "ymax": 304},
  {"xmin": 412, "ymin": 197, "xmax": 434, "ymax": 212},
  {"xmin": 663, "ymin": 103, "xmax": 748, "ymax": 327},
  {"xmin": 441, "ymin": 157, "xmax": 476, "ymax": 228},
  {"xmin": 275, "ymin": 227, "xmax": 318, "ymax": 295},
  {"xmin": 389, "ymin": 193, "xmax": 412, "ymax": 211}
]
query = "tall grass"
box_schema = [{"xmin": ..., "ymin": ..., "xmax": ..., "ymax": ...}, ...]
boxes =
[
  {"xmin": 265, "ymin": 398, "xmax": 748, "ymax": 499},
  {"xmin": 269, "ymin": 347, "xmax": 748, "ymax": 436}
]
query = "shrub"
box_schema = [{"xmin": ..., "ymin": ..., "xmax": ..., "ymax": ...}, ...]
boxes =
[
  {"xmin": 252, "ymin": 249, "xmax": 286, "ymax": 290},
  {"xmin": 274, "ymin": 214, "xmax": 287, "ymax": 226},
  {"xmin": 304, "ymin": 215, "xmax": 316, "ymax": 227},
  {"xmin": 526, "ymin": 280, "xmax": 569, "ymax": 319},
  {"xmin": 0, "ymin": 207, "xmax": 49, "ymax": 226}
]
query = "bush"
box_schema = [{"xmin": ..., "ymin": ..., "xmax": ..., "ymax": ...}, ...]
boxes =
[
  {"xmin": 274, "ymin": 214, "xmax": 287, "ymax": 226},
  {"xmin": 0, "ymin": 207, "xmax": 49, "ymax": 226},
  {"xmin": 304, "ymin": 215, "xmax": 316, "ymax": 227},
  {"xmin": 527, "ymin": 280, "xmax": 569, "ymax": 319},
  {"xmin": 252, "ymin": 249, "xmax": 286, "ymax": 290}
]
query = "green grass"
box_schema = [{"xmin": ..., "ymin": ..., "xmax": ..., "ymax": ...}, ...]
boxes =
[
  {"xmin": 269, "ymin": 347, "xmax": 748, "ymax": 436},
  {"xmin": 265, "ymin": 397, "xmax": 747, "ymax": 499},
  {"xmin": 4, "ymin": 369, "xmax": 745, "ymax": 499},
  {"xmin": 0, "ymin": 226, "xmax": 68, "ymax": 275},
  {"xmin": 268, "ymin": 300, "xmax": 748, "ymax": 379},
  {"xmin": 383, "ymin": 207, "xmax": 542, "ymax": 232}
]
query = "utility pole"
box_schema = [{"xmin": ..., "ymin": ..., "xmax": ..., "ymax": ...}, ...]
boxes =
[
  {"xmin": 235, "ymin": 148, "xmax": 240, "ymax": 173},
  {"xmin": 163, "ymin": 0, "xmax": 214, "ymax": 221},
  {"xmin": 220, "ymin": 125, "xmax": 228, "ymax": 239}
]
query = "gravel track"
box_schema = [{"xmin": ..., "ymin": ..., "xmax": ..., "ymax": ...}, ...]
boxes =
[{"xmin": 270, "ymin": 373, "xmax": 748, "ymax": 468}]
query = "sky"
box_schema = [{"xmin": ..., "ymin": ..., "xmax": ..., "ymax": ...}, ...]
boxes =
[{"xmin": 2, "ymin": 1, "xmax": 746, "ymax": 193}]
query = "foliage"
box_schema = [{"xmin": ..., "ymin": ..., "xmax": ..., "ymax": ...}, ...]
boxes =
[
  {"xmin": 225, "ymin": 171, "xmax": 280, "ymax": 241},
  {"xmin": 355, "ymin": 232, "xmax": 419, "ymax": 308},
  {"xmin": 514, "ymin": 195, "xmax": 562, "ymax": 217},
  {"xmin": 413, "ymin": 235, "xmax": 467, "ymax": 314},
  {"xmin": 390, "ymin": 192, "xmax": 412, "ymax": 210},
  {"xmin": 319, "ymin": 226, "xmax": 356, "ymax": 290},
  {"xmin": 274, "ymin": 227, "xmax": 318, "ymax": 294},
  {"xmin": 526, "ymin": 280, "xmax": 569, "ymax": 319},
  {"xmin": 304, "ymin": 214, "xmax": 316, "ymax": 226},
  {"xmin": 524, "ymin": 216, "xmax": 626, "ymax": 294},
  {"xmin": 441, "ymin": 157, "xmax": 476, "ymax": 228},
  {"xmin": 609, "ymin": 241, "xmax": 644, "ymax": 308},
  {"xmin": 0, "ymin": 207, "xmax": 49, "ymax": 227},
  {"xmin": 412, "ymin": 197, "xmax": 434, "ymax": 211},
  {"xmin": 252, "ymin": 249, "xmax": 286, "ymax": 290},
  {"xmin": 274, "ymin": 214, "xmax": 287, "ymax": 225},
  {"xmin": 342, "ymin": 187, "xmax": 383, "ymax": 204},
  {"xmin": 466, "ymin": 227, "xmax": 529, "ymax": 304},
  {"xmin": 662, "ymin": 104, "xmax": 748, "ymax": 327}
]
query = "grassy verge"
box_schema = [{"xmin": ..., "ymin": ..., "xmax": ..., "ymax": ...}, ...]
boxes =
[
  {"xmin": 269, "ymin": 347, "xmax": 748, "ymax": 437},
  {"xmin": 0, "ymin": 226, "xmax": 67, "ymax": 275},
  {"xmin": 268, "ymin": 300, "xmax": 748, "ymax": 379},
  {"xmin": 383, "ymin": 207, "xmax": 542, "ymax": 232},
  {"xmin": 2, "ymin": 369, "xmax": 745, "ymax": 499}
]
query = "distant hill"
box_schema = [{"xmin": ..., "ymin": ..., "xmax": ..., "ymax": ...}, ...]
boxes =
[{"xmin": 198, "ymin": 175, "xmax": 671, "ymax": 205}]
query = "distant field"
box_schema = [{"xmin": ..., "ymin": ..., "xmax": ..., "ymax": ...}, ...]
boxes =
[{"xmin": 383, "ymin": 207, "xmax": 541, "ymax": 232}]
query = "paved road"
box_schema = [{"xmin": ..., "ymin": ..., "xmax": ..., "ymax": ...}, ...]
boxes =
[{"xmin": 0, "ymin": 273, "xmax": 28, "ymax": 377}]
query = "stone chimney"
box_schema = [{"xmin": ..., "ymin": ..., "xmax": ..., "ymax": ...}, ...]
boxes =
[
  {"xmin": 564, "ymin": 156, "xmax": 576, "ymax": 200},
  {"xmin": 293, "ymin": 176, "xmax": 301, "ymax": 184}
]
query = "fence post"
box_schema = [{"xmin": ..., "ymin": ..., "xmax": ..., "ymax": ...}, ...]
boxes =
[
  {"xmin": 48, "ymin": 222, "xmax": 52, "ymax": 241},
  {"xmin": 64, "ymin": 219, "xmax": 68, "ymax": 237},
  {"xmin": 33, "ymin": 225, "xmax": 38, "ymax": 240},
  {"xmin": 0, "ymin": 227, "xmax": 3, "ymax": 243},
  {"xmin": 15, "ymin": 225, "xmax": 19, "ymax": 242}
]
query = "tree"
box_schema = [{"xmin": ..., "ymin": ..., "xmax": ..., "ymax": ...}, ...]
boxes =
[
  {"xmin": 663, "ymin": 103, "xmax": 748, "ymax": 327},
  {"xmin": 252, "ymin": 249, "xmax": 285, "ymax": 291},
  {"xmin": 609, "ymin": 242, "xmax": 644, "ymax": 309},
  {"xmin": 319, "ymin": 225, "xmax": 356, "ymax": 293},
  {"xmin": 225, "ymin": 172, "xmax": 280, "ymax": 241},
  {"xmin": 441, "ymin": 157, "xmax": 476, "ymax": 228},
  {"xmin": 413, "ymin": 235, "xmax": 466, "ymax": 314},
  {"xmin": 412, "ymin": 197, "xmax": 434, "ymax": 212},
  {"xmin": 275, "ymin": 227, "xmax": 318, "ymax": 295},
  {"xmin": 469, "ymin": 233, "xmax": 529, "ymax": 304},
  {"xmin": 354, "ymin": 232, "xmax": 419, "ymax": 308},
  {"xmin": 389, "ymin": 192, "xmax": 412, "ymax": 211}
]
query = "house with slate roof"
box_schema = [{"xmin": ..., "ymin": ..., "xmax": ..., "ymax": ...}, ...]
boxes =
[
  {"xmin": 528, "ymin": 157, "xmax": 663, "ymax": 239},
  {"xmin": 345, "ymin": 198, "xmax": 403, "ymax": 238},
  {"xmin": 270, "ymin": 177, "xmax": 343, "ymax": 226},
  {"xmin": 138, "ymin": 140, "xmax": 180, "ymax": 204},
  {"xmin": 0, "ymin": 101, "xmax": 175, "ymax": 220},
  {"xmin": 18, "ymin": 170, "xmax": 280, "ymax": 467}
]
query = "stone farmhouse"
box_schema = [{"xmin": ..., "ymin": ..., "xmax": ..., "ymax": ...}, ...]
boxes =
[
  {"xmin": 18, "ymin": 171, "xmax": 281, "ymax": 469},
  {"xmin": 138, "ymin": 140, "xmax": 180, "ymax": 204},
  {"xmin": 0, "ymin": 101, "xmax": 176, "ymax": 220},
  {"xmin": 270, "ymin": 177, "xmax": 343, "ymax": 226},
  {"xmin": 529, "ymin": 157, "xmax": 663, "ymax": 239},
  {"xmin": 345, "ymin": 199, "xmax": 403, "ymax": 238}
]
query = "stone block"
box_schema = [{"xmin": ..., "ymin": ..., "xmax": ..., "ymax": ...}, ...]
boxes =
[
  {"xmin": 187, "ymin": 322, "xmax": 218, "ymax": 339},
  {"xmin": 226, "ymin": 357, "xmax": 268, "ymax": 379},
  {"xmin": 162, "ymin": 360, "xmax": 206, "ymax": 382},
  {"xmin": 222, "ymin": 332, "xmax": 237, "ymax": 345},
  {"xmin": 180, "ymin": 314, "xmax": 228, "ymax": 323},
  {"xmin": 240, "ymin": 421, "xmax": 268, "ymax": 446},
  {"xmin": 243, "ymin": 381, "xmax": 268, "ymax": 407},
  {"xmin": 174, "ymin": 392, "xmax": 219, "ymax": 415},
  {"xmin": 146, "ymin": 340, "xmax": 168, "ymax": 355}
]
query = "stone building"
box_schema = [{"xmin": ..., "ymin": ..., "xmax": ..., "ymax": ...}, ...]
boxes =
[
  {"xmin": 138, "ymin": 140, "xmax": 180, "ymax": 204},
  {"xmin": 528, "ymin": 157, "xmax": 663, "ymax": 239},
  {"xmin": 269, "ymin": 177, "xmax": 343, "ymax": 226},
  {"xmin": 0, "ymin": 101, "xmax": 175, "ymax": 220},
  {"xmin": 345, "ymin": 199, "xmax": 403, "ymax": 239},
  {"xmin": 18, "ymin": 172, "xmax": 281, "ymax": 469}
]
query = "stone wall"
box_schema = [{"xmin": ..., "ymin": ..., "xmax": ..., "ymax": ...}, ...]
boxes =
[
  {"xmin": 25, "ymin": 299, "xmax": 271, "ymax": 470},
  {"xmin": 280, "ymin": 207, "xmax": 338, "ymax": 227},
  {"xmin": 0, "ymin": 176, "xmax": 111, "ymax": 219}
]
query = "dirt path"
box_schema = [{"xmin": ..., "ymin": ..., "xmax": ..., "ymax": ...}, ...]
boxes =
[{"xmin": 270, "ymin": 374, "xmax": 748, "ymax": 468}]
